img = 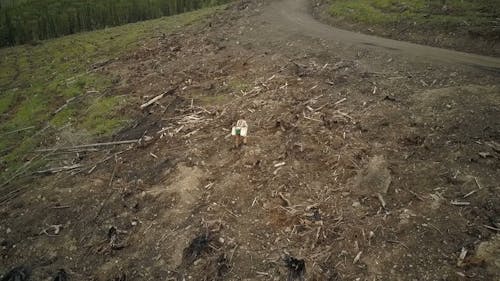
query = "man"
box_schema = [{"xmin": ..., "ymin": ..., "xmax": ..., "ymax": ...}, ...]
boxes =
[{"xmin": 231, "ymin": 119, "xmax": 248, "ymax": 148}]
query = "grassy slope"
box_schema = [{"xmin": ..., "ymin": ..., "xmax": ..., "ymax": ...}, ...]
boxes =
[
  {"xmin": 328, "ymin": 0, "xmax": 500, "ymax": 39},
  {"xmin": 0, "ymin": 6, "xmax": 221, "ymax": 181}
]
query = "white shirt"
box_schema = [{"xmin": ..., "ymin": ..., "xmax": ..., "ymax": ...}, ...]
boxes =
[{"xmin": 236, "ymin": 119, "xmax": 248, "ymax": 128}]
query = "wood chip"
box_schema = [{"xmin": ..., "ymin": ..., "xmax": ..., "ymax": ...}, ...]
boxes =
[
  {"xmin": 463, "ymin": 189, "xmax": 477, "ymax": 198},
  {"xmin": 457, "ymin": 247, "xmax": 467, "ymax": 267},
  {"xmin": 278, "ymin": 192, "xmax": 290, "ymax": 207},
  {"xmin": 334, "ymin": 98, "xmax": 347, "ymax": 105},
  {"xmin": 474, "ymin": 177, "xmax": 483, "ymax": 189},
  {"xmin": 450, "ymin": 200, "xmax": 470, "ymax": 206},
  {"xmin": 376, "ymin": 193, "xmax": 386, "ymax": 209},
  {"xmin": 353, "ymin": 251, "xmax": 362, "ymax": 264}
]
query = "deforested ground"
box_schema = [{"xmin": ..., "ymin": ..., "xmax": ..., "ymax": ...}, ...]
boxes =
[{"xmin": 0, "ymin": 0, "xmax": 499, "ymax": 280}]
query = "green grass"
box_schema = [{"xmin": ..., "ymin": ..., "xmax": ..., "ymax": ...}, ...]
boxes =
[
  {"xmin": 0, "ymin": 6, "xmax": 223, "ymax": 182},
  {"xmin": 329, "ymin": 0, "xmax": 500, "ymax": 34}
]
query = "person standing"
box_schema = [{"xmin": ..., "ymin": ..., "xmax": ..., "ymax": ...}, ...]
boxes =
[{"xmin": 231, "ymin": 119, "xmax": 248, "ymax": 148}]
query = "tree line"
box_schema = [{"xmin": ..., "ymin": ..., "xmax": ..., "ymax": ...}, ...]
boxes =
[{"xmin": 0, "ymin": 0, "xmax": 227, "ymax": 47}]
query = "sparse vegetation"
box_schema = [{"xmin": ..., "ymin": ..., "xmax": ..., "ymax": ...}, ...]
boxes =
[
  {"xmin": 329, "ymin": 0, "xmax": 500, "ymax": 29},
  {"xmin": 0, "ymin": 6, "xmax": 222, "ymax": 180},
  {"xmin": 327, "ymin": 0, "xmax": 500, "ymax": 54}
]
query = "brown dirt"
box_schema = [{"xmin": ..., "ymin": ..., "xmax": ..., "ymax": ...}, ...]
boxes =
[{"xmin": 1, "ymin": 0, "xmax": 500, "ymax": 280}]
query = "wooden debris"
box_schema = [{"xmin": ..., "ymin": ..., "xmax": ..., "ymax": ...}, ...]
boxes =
[
  {"xmin": 450, "ymin": 200, "xmax": 470, "ymax": 206},
  {"xmin": 353, "ymin": 251, "xmax": 362, "ymax": 264},
  {"xmin": 36, "ymin": 139, "xmax": 140, "ymax": 152},
  {"xmin": 273, "ymin": 167, "xmax": 282, "ymax": 175},
  {"xmin": 478, "ymin": 152, "xmax": 492, "ymax": 158},
  {"xmin": 407, "ymin": 189, "xmax": 424, "ymax": 201},
  {"xmin": 35, "ymin": 164, "xmax": 82, "ymax": 174},
  {"xmin": 274, "ymin": 162, "xmax": 286, "ymax": 168},
  {"xmin": 485, "ymin": 141, "xmax": 500, "ymax": 153},
  {"xmin": 334, "ymin": 98, "xmax": 347, "ymax": 105},
  {"xmin": 140, "ymin": 89, "xmax": 175, "ymax": 110},
  {"xmin": 302, "ymin": 111, "xmax": 322, "ymax": 122},
  {"xmin": 387, "ymin": 240, "xmax": 409, "ymax": 249},
  {"xmin": 53, "ymin": 97, "xmax": 77, "ymax": 115},
  {"xmin": 457, "ymin": 247, "xmax": 467, "ymax": 267},
  {"xmin": 483, "ymin": 225, "xmax": 500, "ymax": 232},
  {"xmin": 474, "ymin": 177, "xmax": 483, "ymax": 189},
  {"xmin": 51, "ymin": 205, "xmax": 70, "ymax": 209},
  {"xmin": 463, "ymin": 189, "xmax": 477, "ymax": 198},
  {"xmin": 0, "ymin": 126, "xmax": 35, "ymax": 136},
  {"xmin": 334, "ymin": 110, "xmax": 353, "ymax": 120},
  {"xmin": 41, "ymin": 224, "xmax": 63, "ymax": 237},
  {"xmin": 184, "ymin": 129, "xmax": 200, "ymax": 138},
  {"xmin": 376, "ymin": 193, "xmax": 386, "ymax": 209},
  {"xmin": 278, "ymin": 192, "xmax": 290, "ymax": 207}
]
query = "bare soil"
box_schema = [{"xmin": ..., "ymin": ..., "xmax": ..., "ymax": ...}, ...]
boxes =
[{"xmin": 1, "ymin": 0, "xmax": 499, "ymax": 280}]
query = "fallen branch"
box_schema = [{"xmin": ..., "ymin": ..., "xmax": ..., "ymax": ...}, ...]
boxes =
[
  {"xmin": 353, "ymin": 251, "xmax": 362, "ymax": 264},
  {"xmin": 140, "ymin": 93, "xmax": 166, "ymax": 109},
  {"xmin": 483, "ymin": 225, "xmax": 500, "ymax": 232},
  {"xmin": 302, "ymin": 111, "xmax": 322, "ymax": 122},
  {"xmin": 387, "ymin": 240, "xmax": 409, "ymax": 249},
  {"xmin": 53, "ymin": 97, "xmax": 77, "ymax": 115},
  {"xmin": 463, "ymin": 189, "xmax": 477, "ymax": 198},
  {"xmin": 35, "ymin": 164, "xmax": 82, "ymax": 174},
  {"xmin": 450, "ymin": 200, "xmax": 470, "ymax": 206},
  {"xmin": 334, "ymin": 98, "xmax": 347, "ymax": 105},
  {"xmin": 140, "ymin": 88, "xmax": 175, "ymax": 110},
  {"xmin": 376, "ymin": 193, "xmax": 387, "ymax": 209},
  {"xmin": 334, "ymin": 110, "xmax": 353, "ymax": 120},
  {"xmin": 36, "ymin": 139, "xmax": 140, "ymax": 152},
  {"xmin": 0, "ymin": 126, "xmax": 36, "ymax": 136},
  {"xmin": 40, "ymin": 224, "xmax": 63, "ymax": 237},
  {"xmin": 278, "ymin": 192, "xmax": 290, "ymax": 207},
  {"xmin": 474, "ymin": 177, "xmax": 483, "ymax": 189},
  {"xmin": 94, "ymin": 157, "xmax": 119, "ymax": 221}
]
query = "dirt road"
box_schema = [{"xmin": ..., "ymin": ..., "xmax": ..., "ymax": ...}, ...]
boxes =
[{"xmin": 263, "ymin": 0, "xmax": 500, "ymax": 71}]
